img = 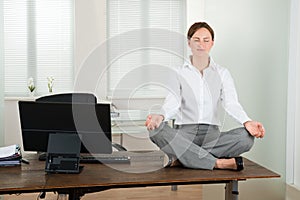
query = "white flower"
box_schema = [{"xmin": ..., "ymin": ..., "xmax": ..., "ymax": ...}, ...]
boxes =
[
  {"xmin": 47, "ymin": 76, "xmax": 54, "ymax": 83},
  {"xmin": 27, "ymin": 77, "xmax": 35, "ymax": 92},
  {"xmin": 47, "ymin": 76, "xmax": 54, "ymax": 92}
]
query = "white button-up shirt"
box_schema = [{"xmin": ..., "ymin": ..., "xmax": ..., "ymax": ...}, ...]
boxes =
[{"xmin": 161, "ymin": 57, "xmax": 250, "ymax": 126}]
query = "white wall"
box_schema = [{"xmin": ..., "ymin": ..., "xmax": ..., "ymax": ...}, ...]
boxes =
[
  {"xmin": 287, "ymin": 0, "xmax": 300, "ymax": 192},
  {"xmin": 74, "ymin": 0, "xmax": 106, "ymax": 84},
  {"xmin": 0, "ymin": 0, "xmax": 4, "ymax": 146},
  {"xmin": 74, "ymin": 0, "xmax": 107, "ymax": 100},
  {"xmin": 4, "ymin": 99, "xmax": 24, "ymax": 146}
]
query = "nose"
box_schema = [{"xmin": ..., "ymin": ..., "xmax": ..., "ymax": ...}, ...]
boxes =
[{"xmin": 197, "ymin": 41, "xmax": 205, "ymax": 49}]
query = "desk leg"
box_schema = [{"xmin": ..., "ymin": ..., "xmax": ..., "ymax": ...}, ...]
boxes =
[
  {"xmin": 120, "ymin": 133, "xmax": 123, "ymax": 146},
  {"xmin": 225, "ymin": 181, "xmax": 239, "ymax": 200},
  {"xmin": 171, "ymin": 185, "xmax": 178, "ymax": 191},
  {"xmin": 68, "ymin": 190, "xmax": 82, "ymax": 200}
]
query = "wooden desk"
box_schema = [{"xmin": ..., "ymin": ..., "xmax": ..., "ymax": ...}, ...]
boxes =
[{"xmin": 0, "ymin": 151, "xmax": 280, "ymax": 200}]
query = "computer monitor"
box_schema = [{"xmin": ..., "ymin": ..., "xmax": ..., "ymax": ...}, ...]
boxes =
[{"xmin": 18, "ymin": 101, "xmax": 112, "ymax": 155}]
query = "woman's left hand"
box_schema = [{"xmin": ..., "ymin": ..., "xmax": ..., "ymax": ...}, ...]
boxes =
[{"xmin": 244, "ymin": 121, "xmax": 265, "ymax": 138}]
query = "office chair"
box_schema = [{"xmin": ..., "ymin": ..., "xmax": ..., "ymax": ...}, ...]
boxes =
[
  {"xmin": 36, "ymin": 92, "xmax": 97, "ymax": 104},
  {"xmin": 36, "ymin": 92, "xmax": 127, "ymax": 151}
]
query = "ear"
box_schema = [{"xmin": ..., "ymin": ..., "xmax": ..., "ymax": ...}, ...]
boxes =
[{"xmin": 188, "ymin": 39, "xmax": 191, "ymax": 48}]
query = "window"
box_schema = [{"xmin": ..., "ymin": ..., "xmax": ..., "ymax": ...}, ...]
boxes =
[
  {"xmin": 3, "ymin": 0, "xmax": 74, "ymax": 97},
  {"xmin": 107, "ymin": 0, "xmax": 186, "ymax": 98}
]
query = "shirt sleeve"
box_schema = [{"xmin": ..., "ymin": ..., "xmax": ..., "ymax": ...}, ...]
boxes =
[
  {"xmin": 220, "ymin": 69, "xmax": 251, "ymax": 124},
  {"xmin": 159, "ymin": 69, "xmax": 181, "ymax": 121}
]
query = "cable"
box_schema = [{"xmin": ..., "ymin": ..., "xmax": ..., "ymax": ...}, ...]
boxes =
[{"xmin": 36, "ymin": 173, "xmax": 50, "ymax": 200}]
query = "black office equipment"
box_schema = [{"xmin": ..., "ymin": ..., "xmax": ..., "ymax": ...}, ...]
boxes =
[
  {"xmin": 80, "ymin": 154, "xmax": 130, "ymax": 164},
  {"xmin": 36, "ymin": 93, "xmax": 97, "ymax": 104},
  {"xmin": 45, "ymin": 133, "xmax": 82, "ymax": 173},
  {"xmin": 18, "ymin": 101, "xmax": 113, "ymax": 156},
  {"xmin": 36, "ymin": 93, "xmax": 128, "ymax": 152}
]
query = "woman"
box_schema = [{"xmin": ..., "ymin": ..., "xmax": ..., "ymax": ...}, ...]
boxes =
[{"xmin": 145, "ymin": 22, "xmax": 265, "ymax": 170}]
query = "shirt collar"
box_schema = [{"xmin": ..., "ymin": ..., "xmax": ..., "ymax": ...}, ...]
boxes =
[{"xmin": 183, "ymin": 56, "xmax": 217, "ymax": 71}]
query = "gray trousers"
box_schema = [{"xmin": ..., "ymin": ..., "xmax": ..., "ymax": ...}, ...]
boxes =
[{"xmin": 149, "ymin": 122, "xmax": 254, "ymax": 170}]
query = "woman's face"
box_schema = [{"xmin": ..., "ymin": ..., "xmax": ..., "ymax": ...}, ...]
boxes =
[{"xmin": 188, "ymin": 28, "xmax": 214, "ymax": 56}]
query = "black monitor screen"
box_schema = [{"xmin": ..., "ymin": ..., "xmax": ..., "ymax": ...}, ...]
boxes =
[{"xmin": 18, "ymin": 101, "xmax": 112, "ymax": 154}]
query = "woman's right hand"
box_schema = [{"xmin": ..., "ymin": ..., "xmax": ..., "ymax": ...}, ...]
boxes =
[{"xmin": 145, "ymin": 114, "xmax": 164, "ymax": 130}]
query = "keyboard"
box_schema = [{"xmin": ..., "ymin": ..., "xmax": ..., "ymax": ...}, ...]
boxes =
[{"xmin": 80, "ymin": 154, "xmax": 131, "ymax": 164}]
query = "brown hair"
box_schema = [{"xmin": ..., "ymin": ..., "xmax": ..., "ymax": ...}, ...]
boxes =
[{"xmin": 187, "ymin": 22, "xmax": 215, "ymax": 41}]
